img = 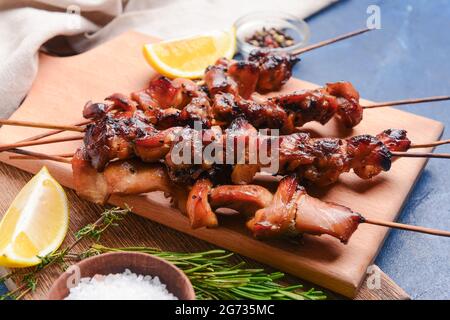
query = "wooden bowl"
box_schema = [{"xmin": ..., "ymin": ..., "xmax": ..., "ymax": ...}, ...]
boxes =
[{"xmin": 47, "ymin": 252, "xmax": 195, "ymax": 300}]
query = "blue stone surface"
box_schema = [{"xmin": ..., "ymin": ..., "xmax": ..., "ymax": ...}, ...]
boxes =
[
  {"xmin": 300, "ymin": 0, "xmax": 450, "ymax": 300},
  {"xmin": 1, "ymin": 0, "xmax": 449, "ymax": 300}
]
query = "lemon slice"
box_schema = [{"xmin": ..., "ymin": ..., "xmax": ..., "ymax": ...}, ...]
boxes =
[
  {"xmin": 143, "ymin": 28, "xmax": 236, "ymax": 79},
  {"xmin": 0, "ymin": 167, "xmax": 69, "ymax": 268}
]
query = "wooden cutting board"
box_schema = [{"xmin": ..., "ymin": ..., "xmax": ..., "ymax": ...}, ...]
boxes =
[{"xmin": 0, "ymin": 31, "xmax": 443, "ymax": 298}]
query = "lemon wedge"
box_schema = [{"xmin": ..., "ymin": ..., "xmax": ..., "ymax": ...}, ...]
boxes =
[
  {"xmin": 143, "ymin": 28, "xmax": 236, "ymax": 79},
  {"xmin": 0, "ymin": 167, "xmax": 69, "ymax": 268}
]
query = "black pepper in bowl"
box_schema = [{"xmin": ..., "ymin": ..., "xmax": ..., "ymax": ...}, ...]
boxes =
[{"xmin": 245, "ymin": 27, "xmax": 295, "ymax": 49}]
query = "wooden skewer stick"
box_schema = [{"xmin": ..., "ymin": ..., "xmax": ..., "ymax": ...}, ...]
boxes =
[
  {"xmin": 3, "ymin": 120, "xmax": 450, "ymax": 159},
  {"xmin": 2, "ymin": 97, "xmax": 450, "ymax": 137},
  {"xmin": 18, "ymin": 120, "xmax": 91, "ymax": 143},
  {"xmin": 0, "ymin": 119, "xmax": 85, "ymax": 132},
  {"xmin": 410, "ymin": 139, "xmax": 450, "ymax": 149},
  {"xmin": 7, "ymin": 149, "xmax": 72, "ymax": 164},
  {"xmin": 392, "ymin": 151, "xmax": 450, "ymax": 159},
  {"xmin": 363, "ymin": 217, "xmax": 450, "ymax": 237},
  {"xmin": 0, "ymin": 135, "xmax": 83, "ymax": 152},
  {"xmin": 4, "ymin": 148, "xmax": 450, "ymax": 238},
  {"xmin": 293, "ymin": 27, "xmax": 373, "ymax": 55},
  {"xmin": 9, "ymin": 152, "xmax": 74, "ymax": 160},
  {"xmin": 363, "ymin": 96, "xmax": 450, "ymax": 109}
]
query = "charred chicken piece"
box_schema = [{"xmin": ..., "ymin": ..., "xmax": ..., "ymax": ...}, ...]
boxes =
[
  {"xmin": 270, "ymin": 89, "xmax": 339, "ymax": 127},
  {"xmin": 226, "ymin": 117, "xmax": 260, "ymax": 185},
  {"xmin": 131, "ymin": 76, "xmax": 199, "ymax": 110},
  {"xmin": 248, "ymin": 49, "xmax": 300, "ymax": 92},
  {"xmin": 204, "ymin": 63, "xmax": 238, "ymax": 97},
  {"xmin": 226, "ymin": 60, "xmax": 260, "ymax": 99},
  {"xmin": 186, "ymin": 178, "xmax": 218, "ymax": 228},
  {"xmin": 376, "ymin": 129, "xmax": 411, "ymax": 152},
  {"xmin": 325, "ymin": 81, "xmax": 363, "ymax": 128},
  {"xmin": 72, "ymin": 148, "xmax": 188, "ymax": 210},
  {"xmin": 212, "ymin": 93, "xmax": 289, "ymax": 131},
  {"xmin": 209, "ymin": 185, "xmax": 273, "ymax": 216},
  {"xmin": 248, "ymin": 175, "xmax": 362, "ymax": 243},
  {"xmin": 346, "ymin": 134, "xmax": 392, "ymax": 179},
  {"xmin": 82, "ymin": 95, "xmax": 153, "ymax": 171}
]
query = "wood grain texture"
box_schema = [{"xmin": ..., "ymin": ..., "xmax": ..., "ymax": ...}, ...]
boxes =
[
  {"xmin": 0, "ymin": 162, "xmax": 409, "ymax": 300},
  {"xmin": 0, "ymin": 31, "xmax": 441, "ymax": 298}
]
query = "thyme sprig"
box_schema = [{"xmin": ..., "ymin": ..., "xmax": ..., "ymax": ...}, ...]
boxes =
[
  {"xmin": 0, "ymin": 206, "xmax": 130, "ymax": 300},
  {"xmin": 2, "ymin": 204, "xmax": 327, "ymax": 301},
  {"xmin": 75, "ymin": 206, "xmax": 129, "ymax": 241},
  {"xmin": 72, "ymin": 244, "xmax": 327, "ymax": 300}
]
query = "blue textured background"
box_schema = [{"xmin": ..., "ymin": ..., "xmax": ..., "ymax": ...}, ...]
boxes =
[
  {"xmin": 1, "ymin": 0, "xmax": 449, "ymax": 300},
  {"xmin": 300, "ymin": 0, "xmax": 450, "ymax": 299}
]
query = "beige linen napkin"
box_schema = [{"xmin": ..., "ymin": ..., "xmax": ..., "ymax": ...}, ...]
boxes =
[{"xmin": 0, "ymin": 0, "xmax": 337, "ymax": 117}]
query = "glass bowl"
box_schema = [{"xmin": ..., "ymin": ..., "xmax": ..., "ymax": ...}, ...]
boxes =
[{"xmin": 234, "ymin": 11, "xmax": 310, "ymax": 58}]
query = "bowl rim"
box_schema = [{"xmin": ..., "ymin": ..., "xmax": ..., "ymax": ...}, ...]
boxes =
[
  {"xmin": 46, "ymin": 251, "xmax": 196, "ymax": 300},
  {"xmin": 233, "ymin": 10, "xmax": 311, "ymax": 56}
]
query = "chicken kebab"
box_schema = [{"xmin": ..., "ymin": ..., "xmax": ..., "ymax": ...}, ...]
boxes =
[
  {"xmin": 78, "ymin": 93, "xmax": 411, "ymax": 188},
  {"xmin": 131, "ymin": 69, "xmax": 449, "ymax": 133},
  {"xmin": 72, "ymin": 139, "xmax": 450, "ymax": 242}
]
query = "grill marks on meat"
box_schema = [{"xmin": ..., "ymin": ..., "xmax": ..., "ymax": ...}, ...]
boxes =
[
  {"xmin": 271, "ymin": 81, "xmax": 363, "ymax": 129},
  {"xmin": 204, "ymin": 63, "xmax": 238, "ymax": 97},
  {"xmin": 376, "ymin": 129, "xmax": 411, "ymax": 152},
  {"xmin": 325, "ymin": 82, "xmax": 363, "ymax": 128},
  {"xmin": 248, "ymin": 50, "xmax": 300, "ymax": 92},
  {"xmin": 204, "ymin": 50, "xmax": 299, "ymax": 97},
  {"xmin": 131, "ymin": 76, "xmax": 199, "ymax": 110},
  {"xmin": 72, "ymin": 153, "xmax": 362, "ymax": 242},
  {"xmin": 347, "ymin": 134, "xmax": 392, "ymax": 179},
  {"xmin": 132, "ymin": 76, "xmax": 213, "ymax": 129},
  {"xmin": 83, "ymin": 110, "xmax": 153, "ymax": 171},
  {"xmin": 270, "ymin": 89, "xmax": 338, "ymax": 127},
  {"xmin": 127, "ymin": 77, "xmax": 365, "ymax": 133},
  {"xmin": 209, "ymin": 82, "xmax": 363, "ymax": 132},
  {"xmin": 82, "ymin": 105, "xmax": 401, "ymax": 187},
  {"xmin": 227, "ymin": 60, "xmax": 260, "ymax": 99}
]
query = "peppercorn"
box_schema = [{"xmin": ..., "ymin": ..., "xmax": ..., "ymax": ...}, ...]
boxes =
[{"xmin": 245, "ymin": 27, "xmax": 295, "ymax": 48}]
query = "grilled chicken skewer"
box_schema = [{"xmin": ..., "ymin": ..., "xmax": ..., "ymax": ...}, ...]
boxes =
[
  {"xmin": 2, "ymin": 77, "xmax": 449, "ymax": 147},
  {"xmin": 131, "ymin": 76, "xmax": 450, "ymax": 131},
  {"xmin": 6, "ymin": 143, "xmax": 449, "ymax": 240},
  {"xmin": 73, "ymin": 104, "xmax": 447, "ymax": 187},
  {"xmin": 202, "ymin": 28, "xmax": 373, "ymax": 97},
  {"xmin": 3, "ymin": 101, "xmax": 450, "ymax": 187},
  {"xmin": 2, "ymin": 81, "xmax": 449, "ymax": 154},
  {"xmin": 69, "ymin": 150, "xmax": 450, "ymax": 241}
]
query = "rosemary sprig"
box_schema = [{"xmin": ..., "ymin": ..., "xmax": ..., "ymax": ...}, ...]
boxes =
[
  {"xmin": 75, "ymin": 206, "xmax": 129, "ymax": 241},
  {"xmin": 74, "ymin": 244, "xmax": 327, "ymax": 300},
  {"xmin": 0, "ymin": 206, "xmax": 130, "ymax": 300},
  {"xmin": 2, "ymin": 204, "xmax": 327, "ymax": 301}
]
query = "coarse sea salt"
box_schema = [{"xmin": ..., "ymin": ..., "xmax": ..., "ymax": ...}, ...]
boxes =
[{"xmin": 65, "ymin": 269, "xmax": 178, "ymax": 300}]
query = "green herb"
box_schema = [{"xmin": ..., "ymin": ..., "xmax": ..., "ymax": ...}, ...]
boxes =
[
  {"xmin": 75, "ymin": 206, "xmax": 129, "ymax": 241},
  {"xmin": 75, "ymin": 244, "xmax": 327, "ymax": 300},
  {"xmin": 0, "ymin": 206, "xmax": 130, "ymax": 300},
  {"xmin": 2, "ymin": 204, "xmax": 327, "ymax": 301}
]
